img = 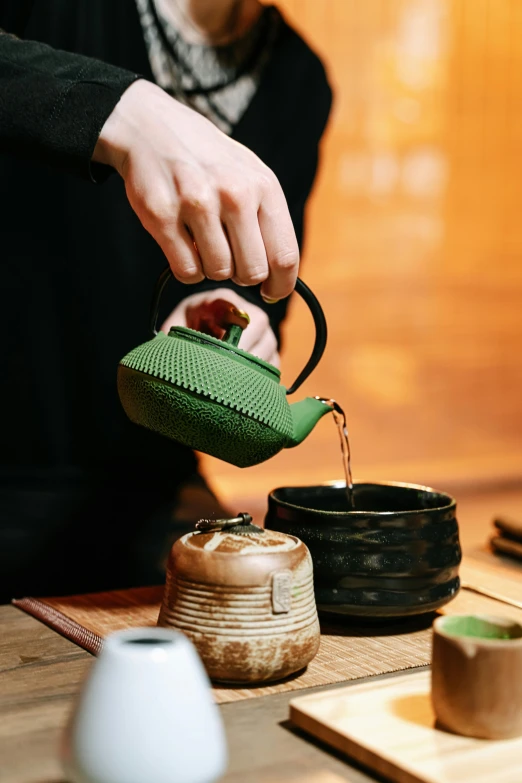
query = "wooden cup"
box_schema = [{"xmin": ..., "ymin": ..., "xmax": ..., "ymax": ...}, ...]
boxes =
[{"xmin": 431, "ymin": 614, "xmax": 522, "ymax": 739}]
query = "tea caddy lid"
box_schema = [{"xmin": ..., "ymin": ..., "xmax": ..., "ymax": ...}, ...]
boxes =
[
  {"xmin": 169, "ymin": 512, "xmax": 308, "ymax": 590},
  {"xmin": 182, "ymin": 513, "xmax": 299, "ymax": 555}
]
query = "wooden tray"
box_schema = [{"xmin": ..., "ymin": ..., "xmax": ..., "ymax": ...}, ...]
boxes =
[{"xmin": 290, "ymin": 670, "xmax": 522, "ymax": 783}]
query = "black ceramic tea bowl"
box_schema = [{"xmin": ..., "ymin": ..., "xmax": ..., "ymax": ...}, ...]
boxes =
[{"xmin": 265, "ymin": 481, "xmax": 461, "ymax": 618}]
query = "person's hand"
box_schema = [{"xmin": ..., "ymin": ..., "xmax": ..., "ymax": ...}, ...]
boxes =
[
  {"xmin": 93, "ymin": 79, "xmax": 299, "ymax": 302},
  {"xmin": 162, "ymin": 288, "xmax": 279, "ymax": 366}
]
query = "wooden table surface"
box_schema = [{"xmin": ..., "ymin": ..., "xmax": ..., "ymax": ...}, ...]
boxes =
[
  {"xmin": 2, "ymin": 487, "xmax": 522, "ymax": 783},
  {"xmin": 0, "ymin": 601, "xmax": 400, "ymax": 783}
]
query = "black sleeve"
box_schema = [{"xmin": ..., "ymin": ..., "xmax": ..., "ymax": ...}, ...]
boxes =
[{"xmin": 0, "ymin": 30, "xmax": 141, "ymax": 180}]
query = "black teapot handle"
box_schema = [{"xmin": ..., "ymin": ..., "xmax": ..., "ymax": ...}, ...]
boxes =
[
  {"xmin": 149, "ymin": 268, "xmax": 327, "ymax": 395},
  {"xmin": 150, "ymin": 266, "xmax": 174, "ymax": 337},
  {"xmin": 285, "ymin": 278, "xmax": 328, "ymax": 395}
]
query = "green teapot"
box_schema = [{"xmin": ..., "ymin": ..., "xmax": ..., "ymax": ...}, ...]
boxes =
[{"xmin": 117, "ymin": 268, "xmax": 333, "ymax": 468}]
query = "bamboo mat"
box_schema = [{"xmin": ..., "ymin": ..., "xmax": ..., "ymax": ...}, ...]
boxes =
[{"xmin": 13, "ymin": 558, "xmax": 521, "ymax": 705}]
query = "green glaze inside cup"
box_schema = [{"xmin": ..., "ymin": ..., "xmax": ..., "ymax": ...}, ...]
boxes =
[{"xmin": 439, "ymin": 615, "xmax": 522, "ymax": 640}]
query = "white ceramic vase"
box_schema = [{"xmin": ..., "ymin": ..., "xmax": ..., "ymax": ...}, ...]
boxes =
[{"xmin": 62, "ymin": 627, "xmax": 227, "ymax": 783}]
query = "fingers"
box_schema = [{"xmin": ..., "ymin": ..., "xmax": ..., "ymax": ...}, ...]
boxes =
[
  {"xmin": 257, "ymin": 181, "xmax": 299, "ymax": 302},
  {"xmin": 124, "ymin": 167, "xmax": 204, "ymax": 284},
  {"xmin": 157, "ymin": 220, "xmax": 205, "ymax": 284},
  {"xmin": 183, "ymin": 196, "xmax": 235, "ymax": 282},
  {"xmin": 148, "ymin": 176, "xmax": 236, "ymax": 284},
  {"xmin": 179, "ymin": 180, "xmax": 299, "ymax": 301},
  {"xmin": 130, "ymin": 180, "xmax": 236, "ymax": 285},
  {"xmin": 220, "ymin": 174, "xmax": 299, "ymax": 300},
  {"xmin": 121, "ymin": 106, "xmax": 299, "ymax": 297},
  {"xmin": 222, "ymin": 204, "xmax": 268, "ymax": 289}
]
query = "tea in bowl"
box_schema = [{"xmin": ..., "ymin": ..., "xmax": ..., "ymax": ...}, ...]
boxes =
[
  {"xmin": 431, "ymin": 614, "xmax": 522, "ymax": 739},
  {"xmin": 264, "ymin": 481, "xmax": 461, "ymax": 618}
]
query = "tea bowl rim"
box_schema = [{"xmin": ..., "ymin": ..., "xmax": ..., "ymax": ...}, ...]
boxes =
[
  {"xmin": 433, "ymin": 613, "xmax": 522, "ymax": 646},
  {"xmin": 268, "ymin": 479, "xmax": 456, "ymax": 517}
]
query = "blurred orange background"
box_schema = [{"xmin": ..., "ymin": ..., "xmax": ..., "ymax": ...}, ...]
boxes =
[{"xmin": 203, "ymin": 0, "xmax": 522, "ymax": 513}]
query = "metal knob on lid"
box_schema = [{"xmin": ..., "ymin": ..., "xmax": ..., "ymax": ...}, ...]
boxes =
[{"xmin": 195, "ymin": 512, "xmax": 264, "ymax": 535}]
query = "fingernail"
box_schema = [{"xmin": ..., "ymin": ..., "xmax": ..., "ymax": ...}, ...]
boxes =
[{"xmin": 261, "ymin": 295, "xmax": 280, "ymax": 305}]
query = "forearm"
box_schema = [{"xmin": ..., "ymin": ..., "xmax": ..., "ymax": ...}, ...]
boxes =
[{"xmin": 0, "ymin": 31, "xmax": 140, "ymax": 180}]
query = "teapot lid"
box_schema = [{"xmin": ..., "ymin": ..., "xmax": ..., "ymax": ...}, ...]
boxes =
[
  {"xmin": 150, "ymin": 268, "xmax": 329, "ymax": 397},
  {"xmin": 169, "ymin": 324, "xmax": 281, "ymax": 382}
]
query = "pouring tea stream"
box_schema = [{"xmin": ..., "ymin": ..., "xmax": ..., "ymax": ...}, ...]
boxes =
[{"xmin": 316, "ymin": 398, "xmax": 355, "ymax": 509}]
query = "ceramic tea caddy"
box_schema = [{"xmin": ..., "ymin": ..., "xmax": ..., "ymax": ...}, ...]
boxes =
[
  {"xmin": 117, "ymin": 267, "xmax": 333, "ymax": 467},
  {"xmin": 157, "ymin": 513, "xmax": 320, "ymax": 683}
]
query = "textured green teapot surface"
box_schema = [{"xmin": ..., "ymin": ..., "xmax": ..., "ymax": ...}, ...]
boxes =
[
  {"xmin": 117, "ymin": 270, "xmax": 332, "ymax": 468},
  {"xmin": 118, "ymin": 325, "xmax": 330, "ymax": 467}
]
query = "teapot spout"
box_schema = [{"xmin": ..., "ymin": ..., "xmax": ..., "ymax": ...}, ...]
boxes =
[{"xmin": 287, "ymin": 397, "xmax": 334, "ymax": 448}]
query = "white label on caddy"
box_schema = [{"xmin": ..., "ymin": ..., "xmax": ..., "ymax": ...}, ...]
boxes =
[{"xmin": 272, "ymin": 570, "xmax": 292, "ymax": 613}]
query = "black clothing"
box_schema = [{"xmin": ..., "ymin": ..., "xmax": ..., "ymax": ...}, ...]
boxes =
[
  {"xmin": 137, "ymin": 0, "xmax": 283, "ymax": 134},
  {"xmin": 0, "ymin": 0, "xmax": 332, "ymax": 599},
  {"xmin": 0, "ymin": 31, "xmax": 140, "ymax": 181}
]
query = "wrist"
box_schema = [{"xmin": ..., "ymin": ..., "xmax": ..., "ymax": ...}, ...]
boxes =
[{"xmin": 92, "ymin": 79, "xmax": 149, "ymax": 174}]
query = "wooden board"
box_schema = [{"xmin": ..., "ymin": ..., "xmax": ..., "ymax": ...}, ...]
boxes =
[
  {"xmin": 290, "ymin": 670, "xmax": 522, "ymax": 783},
  {"xmin": 459, "ymin": 558, "xmax": 522, "ymax": 609}
]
